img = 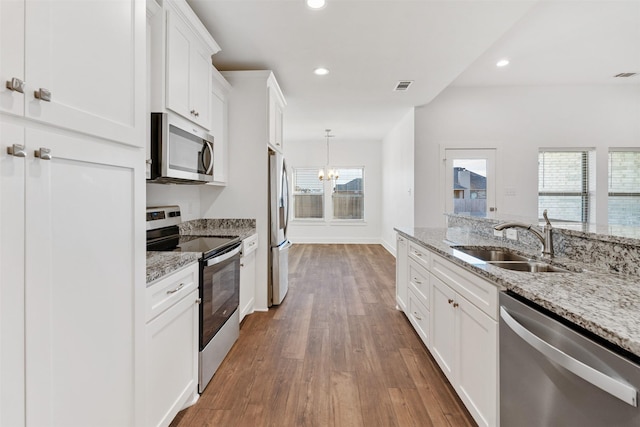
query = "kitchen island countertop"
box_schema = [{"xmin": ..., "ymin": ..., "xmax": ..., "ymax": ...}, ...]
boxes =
[{"xmin": 395, "ymin": 226, "xmax": 640, "ymax": 360}]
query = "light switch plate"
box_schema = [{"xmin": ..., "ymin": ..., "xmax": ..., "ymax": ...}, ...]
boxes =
[
  {"xmin": 506, "ymin": 229, "xmax": 518, "ymax": 240},
  {"xmin": 493, "ymin": 229, "xmax": 504, "ymax": 237}
]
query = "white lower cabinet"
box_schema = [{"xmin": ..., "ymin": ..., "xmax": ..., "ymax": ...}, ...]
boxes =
[
  {"xmin": 240, "ymin": 233, "xmax": 258, "ymax": 322},
  {"xmin": 145, "ymin": 264, "xmax": 200, "ymax": 427},
  {"xmin": 1, "ymin": 119, "xmax": 146, "ymax": 427},
  {"xmin": 396, "ymin": 233, "xmax": 498, "ymax": 427},
  {"xmin": 395, "ymin": 235, "xmax": 408, "ymax": 310}
]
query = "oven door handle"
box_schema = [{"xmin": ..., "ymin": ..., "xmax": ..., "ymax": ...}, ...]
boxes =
[
  {"xmin": 500, "ymin": 306, "xmax": 638, "ymax": 407},
  {"xmin": 206, "ymin": 245, "xmax": 241, "ymax": 267}
]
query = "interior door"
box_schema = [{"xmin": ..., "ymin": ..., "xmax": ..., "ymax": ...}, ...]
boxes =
[{"xmin": 444, "ymin": 148, "xmax": 496, "ymax": 217}]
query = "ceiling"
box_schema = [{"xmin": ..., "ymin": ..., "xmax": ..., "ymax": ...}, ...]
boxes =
[{"xmin": 187, "ymin": 0, "xmax": 640, "ymax": 143}]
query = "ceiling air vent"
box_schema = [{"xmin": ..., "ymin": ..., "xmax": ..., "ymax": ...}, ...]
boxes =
[
  {"xmin": 394, "ymin": 80, "xmax": 414, "ymax": 91},
  {"xmin": 614, "ymin": 72, "xmax": 637, "ymax": 78}
]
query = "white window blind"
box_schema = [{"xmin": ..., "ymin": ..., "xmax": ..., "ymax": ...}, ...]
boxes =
[
  {"xmin": 608, "ymin": 150, "xmax": 640, "ymax": 226},
  {"xmin": 538, "ymin": 150, "xmax": 594, "ymax": 222},
  {"xmin": 293, "ymin": 168, "xmax": 324, "ymax": 219}
]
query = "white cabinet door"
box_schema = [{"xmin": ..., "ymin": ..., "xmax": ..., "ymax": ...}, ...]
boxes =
[
  {"xmin": 430, "ymin": 276, "xmax": 456, "ymax": 380},
  {"xmin": 266, "ymin": 76, "xmax": 285, "ymax": 153},
  {"xmin": 23, "ymin": 0, "xmax": 144, "ymax": 147},
  {"xmin": 146, "ymin": 289, "xmax": 199, "ymax": 427},
  {"xmin": 189, "ymin": 45, "xmax": 211, "ymax": 129},
  {"xmin": 0, "ymin": 0, "xmax": 25, "ymax": 117},
  {"xmin": 395, "ymin": 234, "xmax": 408, "ymax": 311},
  {"xmin": 240, "ymin": 235, "xmax": 258, "ymax": 322},
  {"xmin": 24, "ymin": 127, "xmax": 144, "ymax": 427},
  {"xmin": 0, "ymin": 122, "xmax": 25, "ymax": 427},
  {"xmin": 209, "ymin": 69, "xmax": 229, "ymax": 185},
  {"xmin": 456, "ymin": 295, "xmax": 497, "ymax": 427},
  {"xmin": 166, "ymin": 8, "xmax": 211, "ymax": 130}
]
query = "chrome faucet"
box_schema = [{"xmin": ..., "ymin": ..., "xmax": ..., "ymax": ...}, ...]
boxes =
[{"xmin": 494, "ymin": 210, "xmax": 554, "ymax": 258}]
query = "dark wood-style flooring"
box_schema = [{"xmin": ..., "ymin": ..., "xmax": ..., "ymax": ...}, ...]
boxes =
[{"xmin": 170, "ymin": 244, "xmax": 476, "ymax": 427}]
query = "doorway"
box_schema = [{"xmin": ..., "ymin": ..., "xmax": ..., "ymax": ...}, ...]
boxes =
[{"xmin": 443, "ymin": 148, "xmax": 496, "ymax": 217}]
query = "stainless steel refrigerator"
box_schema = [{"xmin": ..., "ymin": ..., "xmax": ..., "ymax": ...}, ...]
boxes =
[{"xmin": 268, "ymin": 149, "xmax": 291, "ymax": 306}]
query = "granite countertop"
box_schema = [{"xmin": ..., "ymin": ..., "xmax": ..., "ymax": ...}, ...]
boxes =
[
  {"xmin": 146, "ymin": 218, "xmax": 257, "ymax": 285},
  {"xmin": 395, "ymin": 226, "xmax": 640, "ymax": 359}
]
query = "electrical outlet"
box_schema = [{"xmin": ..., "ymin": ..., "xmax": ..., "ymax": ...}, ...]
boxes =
[
  {"xmin": 493, "ymin": 229, "xmax": 504, "ymax": 238},
  {"xmin": 506, "ymin": 229, "xmax": 518, "ymax": 240}
]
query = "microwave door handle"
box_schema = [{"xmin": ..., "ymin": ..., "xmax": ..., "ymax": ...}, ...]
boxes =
[{"xmin": 205, "ymin": 140, "xmax": 214, "ymax": 175}]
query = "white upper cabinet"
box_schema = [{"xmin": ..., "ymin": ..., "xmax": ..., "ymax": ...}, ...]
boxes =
[
  {"xmin": 267, "ymin": 74, "xmax": 286, "ymax": 153},
  {"xmin": 157, "ymin": 0, "xmax": 220, "ymax": 131},
  {"xmin": 209, "ymin": 68, "xmax": 231, "ymax": 185},
  {"xmin": 166, "ymin": 8, "xmax": 211, "ymax": 129},
  {"xmin": 0, "ymin": 0, "xmax": 145, "ymax": 147}
]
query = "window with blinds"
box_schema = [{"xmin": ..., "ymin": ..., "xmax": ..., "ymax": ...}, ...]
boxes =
[
  {"xmin": 608, "ymin": 150, "xmax": 640, "ymax": 226},
  {"xmin": 332, "ymin": 168, "xmax": 364, "ymax": 220},
  {"xmin": 538, "ymin": 150, "xmax": 594, "ymax": 222},
  {"xmin": 293, "ymin": 168, "xmax": 324, "ymax": 219}
]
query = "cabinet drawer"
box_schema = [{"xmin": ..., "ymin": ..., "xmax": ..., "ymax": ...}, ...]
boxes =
[
  {"xmin": 431, "ymin": 254, "xmax": 498, "ymax": 320},
  {"xmin": 407, "ymin": 288, "xmax": 430, "ymax": 347},
  {"xmin": 408, "ymin": 258, "xmax": 429, "ymax": 306},
  {"xmin": 408, "ymin": 241, "xmax": 430, "ymax": 270},
  {"xmin": 146, "ymin": 263, "xmax": 199, "ymax": 322},
  {"xmin": 242, "ymin": 233, "xmax": 258, "ymax": 257}
]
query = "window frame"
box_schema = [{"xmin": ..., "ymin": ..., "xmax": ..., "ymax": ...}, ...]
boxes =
[
  {"xmin": 607, "ymin": 149, "xmax": 640, "ymax": 226},
  {"xmin": 291, "ymin": 167, "xmax": 325, "ymax": 221}
]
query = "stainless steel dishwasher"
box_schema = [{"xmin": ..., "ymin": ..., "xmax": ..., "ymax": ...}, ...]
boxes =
[{"xmin": 500, "ymin": 292, "xmax": 640, "ymax": 426}]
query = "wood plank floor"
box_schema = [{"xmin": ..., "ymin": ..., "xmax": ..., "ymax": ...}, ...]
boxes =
[{"xmin": 170, "ymin": 244, "xmax": 476, "ymax": 427}]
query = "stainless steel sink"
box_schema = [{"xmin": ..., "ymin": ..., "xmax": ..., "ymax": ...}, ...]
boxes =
[
  {"xmin": 452, "ymin": 246, "xmax": 574, "ymax": 273},
  {"xmin": 488, "ymin": 261, "xmax": 570, "ymax": 273},
  {"xmin": 453, "ymin": 247, "xmax": 530, "ymax": 262}
]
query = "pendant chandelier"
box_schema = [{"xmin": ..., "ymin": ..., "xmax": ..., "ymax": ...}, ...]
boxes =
[{"xmin": 318, "ymin": 129, "xmax": 339, "ymax": 181}]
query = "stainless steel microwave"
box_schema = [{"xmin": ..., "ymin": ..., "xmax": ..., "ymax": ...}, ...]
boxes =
[{"xmin": 149, "ymin": 112, "xmax": 214, "ymax": 184}]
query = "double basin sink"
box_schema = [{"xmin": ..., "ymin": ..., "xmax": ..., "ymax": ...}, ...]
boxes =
[{"xmin": 451, "ymin": 247, "xmax": 573, "ymax": 273}]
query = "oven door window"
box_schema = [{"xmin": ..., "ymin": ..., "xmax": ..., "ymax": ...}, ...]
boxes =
[{"xmin": 201, "ymin": 253, "xmax": 240, "ymax": 349}]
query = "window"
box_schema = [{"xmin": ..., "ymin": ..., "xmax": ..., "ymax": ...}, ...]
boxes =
[
  {"xmin": 292, "ymin": 168, "xmax": 324, "ymax": 219},
  {"xmin": 332, "ymin": 168, "xmax": 364, "ymax": 220},
  {"xmin": 538, "ymin": 150, "xmax": 594, "ymax": 222},
  {"xmin": 292, "ymin": 166, "xmax": 365, "ymax": 221},
  {"xmin": 608, "ymin": 150, "xmax": 640, "ymax": 226}
]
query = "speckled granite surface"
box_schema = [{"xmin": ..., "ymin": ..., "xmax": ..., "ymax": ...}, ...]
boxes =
[
  {"xmin": 146, "ymin": 252, "xmax": 199, "ymax": 284},
  {"xmin": 395, "ymin": 226, "xmax": 640, "ymax": 359},
  {"xmin": 179, "ymin": 218, "xmax": 256, "ymax": 240},
  {"xmin": 147, "ymin": 218, "xmax": 257, "ymax": 284}
]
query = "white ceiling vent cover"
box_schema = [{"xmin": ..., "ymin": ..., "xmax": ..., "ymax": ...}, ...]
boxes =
[
  {"xmin": 394, "ymin": 80, "xmax": 414, "ymax": 91},
  {"xmin": 614, "ymin": 72, "xmax": 637, "ymax": 78}
]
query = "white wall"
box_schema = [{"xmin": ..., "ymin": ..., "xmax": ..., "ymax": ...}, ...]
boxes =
[
  {"xmin": 146, "ymin": 183, "xmax": 202, "ymax": 221},
  {"xmin": 285, "ymin": 138, "xmax": 382, "ymax": 243},
  {"xmin": 381, "ymin": 109, "xmax": 415, "ymax": 255},
  {"xmin": 415, "ymin": 84, "xmax": 640, "ymax": 227}
]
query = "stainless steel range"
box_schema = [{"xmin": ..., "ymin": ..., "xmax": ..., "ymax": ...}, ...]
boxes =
[{"xmin": 146, "ymin": 206, "xmax": 241, "ymax": 393}]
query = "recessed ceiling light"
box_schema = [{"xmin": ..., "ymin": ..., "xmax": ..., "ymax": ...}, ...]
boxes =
[
  {"xmin": 496, "ymin": 59, "xmax": 510, "ymax": 67},
  {"xmin": 314, "ymin": 67, "xmax": 329, "ymax": 76},
  {"xmin": 306, "ymin": 0, "xmax": 326, "ymax": 10}
]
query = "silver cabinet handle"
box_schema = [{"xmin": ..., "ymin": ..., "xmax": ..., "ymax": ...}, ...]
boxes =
[
  {"xmin": 195, "ymin": 298, "xmax": 201, "ymax": 304},
  {"xmin": 448, "ymin": 299, "xmax": 454, "ymax": 304},
  {"xmin": 414, "ymin": 278, "xmax": 422, "ymax": 284},
  {"xmin": 500, "ymin": 306, "xmax": 638, "ymax": 407},
  {"xmin": 413, "ymin": 312, "xmax": 422, "ymax": 321},
  {"xmin": 166, "ymin": 283, "xmax": 184, "ymax": 294},
  {"xmin": 7, "ymin": 144, "xmax": 27, "ymax": 157},
  {"xmin": 453, "ymin": 302, "xmax": 459, "ymax": 308},
  {"xmin": 34, "ymin": 147, "xmax": 52, "ymax": 160},
  {"xmin": 145, "ymin": 159, "xmax": 152, "ymax": 165},
  {"xmin": 34, "ymin": 88, "xmax": 51, "ymax": 102},
  {"xmin": 6, "ymin": 77, "xmax": 25, "ymax": 93}
]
